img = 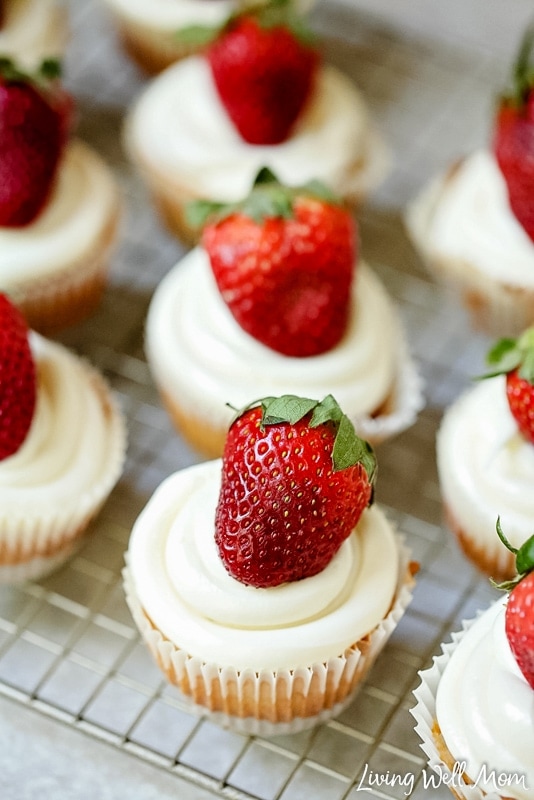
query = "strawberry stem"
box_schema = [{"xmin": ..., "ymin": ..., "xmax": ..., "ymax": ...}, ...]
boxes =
[{"xmin": 492, "ymin": 517, "xmax": 534, "ymax": 590}]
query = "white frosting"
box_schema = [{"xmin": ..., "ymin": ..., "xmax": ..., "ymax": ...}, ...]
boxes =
[
  {"xmin": 102, "ymin": 0, "xmax": 314, "ymax": 34},
  {"xmin": 0, "ymin": 0, "xmax": 68, "ymax": 67},
  {"xmin": 407, "ymin": 149, "xmax": 534, "ymax": 287},
  {"xmin": 0, "ymin": 333, "xmax": 125, "ymax": 534},
  {"xmin": 127, "ymin": 459, "xmax": 399, "ymax": 671},
  {"xmin": 145, "ymin": 247, "xmax": 399, "ymax": 431},
  {"xmin": 436, "ymin": 598, "xmax": 534, "ymax": 799},
  {"xmin": 0, "ymin": 139, "xmax": 119, "ymax": 289},
  {"xmin": 125, "ymin": 56, "xmax": 388, "ymax": 201},
  {"xmin": 437, "ymin": 377, "xmax": 534, "ymax": 552}
]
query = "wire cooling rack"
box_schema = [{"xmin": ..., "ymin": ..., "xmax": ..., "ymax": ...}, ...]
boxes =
[{"xmin": 0, "ymin": 1, "xmax": 516, "ymax": 798}]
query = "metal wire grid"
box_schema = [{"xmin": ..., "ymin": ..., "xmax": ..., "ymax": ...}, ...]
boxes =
[{"xmin": 0, "ymin": 1, "xmax": 512, "ymax": 798}]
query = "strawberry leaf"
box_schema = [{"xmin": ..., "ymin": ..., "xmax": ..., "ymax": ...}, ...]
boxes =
[
  {"xmin": 492, "ymin": 517, "xmax": 534, "ymax": 590},
  {"xmin": 478, "ymin": 330, "xmax": 534, "ymax": 382},
  {"xmin": 261, "ymin": 394, "xmax": 318, "ymax": 426},
  {"xmin": 175, "ymin": 24, "xmax": 222, "ymax": 46}
]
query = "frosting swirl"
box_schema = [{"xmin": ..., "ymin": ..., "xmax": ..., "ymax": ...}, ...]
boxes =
[
  {"xmin": 127, "ymin": 459, "xmax": 399, "ymax": 671},
  {"xmin": 145, "ymin": 247, "xmax": 399, "ymax": 430},
  {"xmin": 0, "ymin": 333, "xmax": 126, "ymax": 539},
  {"xmin": 437, "ymin": 377, "xmax": 534, "ymax": 553},
  {"xmin": 436, "ymin": 598, "xmax": 534, "ymax": 799},
  {"xmin": 407, "ymin": 149, "xmax": 534, "ymax": 287},
  {"xmin": 125, "ymin": 57, "xmax": 388, "ymax": 201},
  {"xmin": 0, "ymin": 140, "xmax": 119, "ymax": 290}
]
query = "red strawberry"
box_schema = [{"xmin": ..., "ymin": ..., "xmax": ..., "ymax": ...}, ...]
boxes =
[
  {"xmin": 0, "ymin": 57, "xmax": 72, "ymax": 227},
  {"xmin": 493, "ymin": 27, "xmax": 534, "ymax": 240},
  {"xmin": 0, "ymin": 293, "xmax": 36, "ymax": 460},
  {"xmin": 494, "ymin": 519, "xmax": 534, "ymax": 689},
  {"xmin": 483, "ymin": 327, "xmax": 534, "ymax": 443},
  {"xmin": 215, "ymin": 394, "xmax": 376, "ymax": 588},
  {"xmin": 175, "ymin": 0, "xmax": 319, "ymax": 145},
  {"xmin": 188, "ymin": 168, "xmax": 356, "ymax": 357}
]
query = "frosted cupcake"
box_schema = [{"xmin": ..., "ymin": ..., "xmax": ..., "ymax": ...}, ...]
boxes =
[
  {"xmin": 100, "ymin": 0, "xmax": 314, "ymax": 75},
  {"xmin": 124, "ymin": 2, "xmax": 389, "ymax": 244},
  {"xmin": 124, "ymin": 394, "xmax": 415, "ymax": 734},
  {"xmin": 437, "ymin": 328, "xmax": 534, "ymax": 581},
  {"xmin": 406, "ymin": 27, "xmax": 534, "ymax": 337},
  {"xmin": 0, "ymin": 58, "xmax": 121, "ymax": 334},
  {"xmin": 412, "ymin": 528, "xmax": 534, "ymax": 799},
  {"xmin": 145, "ymin": 172, "xmax": 422, "ymax": 458},
  {"xmin": 0, "ymin": 0, "xmax": 68, "ymax": 69},
  {"xmin": 0, "ymin": 294, "xmax": 127, "ymax": 583}
]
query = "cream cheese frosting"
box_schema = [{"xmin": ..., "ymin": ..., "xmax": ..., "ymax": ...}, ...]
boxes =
[
  {"xmin": 145, "ymin": 247, "xmax": 400, "ymax": 432},
  {"xmin": 0, "ymin": 139, "xmax": 119, "ymax": 292},
  {"xmin": 127, "ymin": 459, "xmax": 399, "ymax": 671},
  {"xmin": 407, "ymin": 149, "xmax": 534, "ymax": 287},
  {"xmin": 0, "ymin": 333, "xmax": 126, "ymax": 541},
  {"xmin": 125, "ymin": 56, "xmax": 389, "ymax": 202},
  {"xmin": 435, "ymin": 598, "xmax": 534, "ymax": 799},
  {"xmin": 0, "ymin": 0, "xmax": 68, "ymax": 68},
  {"xmin": 437, "ymin": 377, "xmax": 534, "ymax": 553}
]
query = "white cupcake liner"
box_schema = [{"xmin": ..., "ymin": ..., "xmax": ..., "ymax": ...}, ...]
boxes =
[
  {"xmin": 352, "ymin": 324, "xmax": 424, "ymax": 445},
  {"xmin": 123, "ymin": 534, "xmax": 415, "ymax": 736},
  {"xmin": 0, "ymin": 362, "xmax": 127, "ymax": 584},
  {"xmin": 412, "ymin": 617, "xmax": 509, "ymax": 800}
]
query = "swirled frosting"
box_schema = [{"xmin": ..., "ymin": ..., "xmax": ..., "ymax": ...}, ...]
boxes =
[
  {"xmin": 436, "ymin": 598, "xmax": 534, "ymax": 799},
  {"xmin": 125, "ymin": 56, "xmax": 388, "ymax": 201},
  {"xmin": 127, "ymin": 459, "xmax": 399, "ymax": 671},
  {"xmin": 0, "ymin": 140, "xmax": 119, "ymax": 290},
  {"xmin": 0, "ymin": 333, "xmax": 126, "ymax": 538},
  {"xmin": 145, "ymin": 247, "xmax": 399, "ymax": 431},
  {"xmin": 0, "ymin": 0, "xmax": 68, "ymax": 67},
  {"xmin": 407, "ymin": 149, "xmax": 534, "ymax": 287},
  {"xmin": 437, "ymin": 377, "xmax": 534, "ymax": 554}
]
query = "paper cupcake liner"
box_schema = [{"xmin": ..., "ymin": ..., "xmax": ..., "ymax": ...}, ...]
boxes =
[
  {"xmin": 406, "ymin": 166, "xmax": 534, "ymax": 339},
  {"xmin": 123, "ymin": 535, "xmax": 415, "ymax": 736},
  {"xmin": 412, "ymin": 617, "xmax": 510, "ymax": 800},
  {"xmin": 352, "ymin": 324, "xmax": 424, "ymax": 445},
  {"xmin": 443, "ymin": 505, "xmax": 516, "ymax": 583},
  {"xmin": 8, "ymin": 203, "xmax": 121, "ymax": 335},
  {"xmin": 0, "ymin": 364, "xmax": 127, "ymax": 584}
]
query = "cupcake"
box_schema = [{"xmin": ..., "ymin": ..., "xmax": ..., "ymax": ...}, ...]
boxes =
[
  {"xmin": 406, "ymin": 26, "xmax": 534, "ymax": 337},
  {"xmin": 0, "ymin": 0, "xmax": 68, "ymax": 69},
  {"xmin": 145, "ymin": 171, "xmax": 422, "ymax": 459},
  {"xmin": 124, "ymin": 3, "xmax": 389, "ymax": 245},
  {"xmin": 0, "ymin": 294, "xmax": 127, "ymax": 583},
  {"xmin": 0, "ymin": 58, "xmax": 121, "ymax": 334},
  {"xmin": 100, "ymin": 0, "xmax": 314, "ymax": 75},
  {"xmin": 412, "ymin": 527, "xmax": 534, "ymax": 799},
  {"xmin": 437, "ymin": 327, "xmax": 534, "ymax": 582},
  {"xmin": 124, "ymin": 394, "xmax": 415, "ymax": 734}
]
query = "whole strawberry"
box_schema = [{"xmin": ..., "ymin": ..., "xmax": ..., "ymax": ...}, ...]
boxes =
[
  {"xmin": 493, "ymin": 26, "xmax": 534, "ymax": 240},
  {"xmin": 494, "ymin": 519, "xmax": 534, "ymax": 690},
  {"xmin": 178, "ymin": 0, "xmax": 319, "ymax": 144},
  {"xmin": 188, "ymin": 168, "xmax": 356, "ymax": 357},
  {"xmin": 215, "ymin": 394, "xmax": 376, "ymax": 588},
  {"xmin": 0, "ymin": 293, "xmax": 36, "ymax": 460},
  {"xmin": 483, "ymin": 327, "xmax": 534, "ymax": 444},
  {"xmin": 0, "ymin": 57, "xmax": 71, "ymax": 227}
]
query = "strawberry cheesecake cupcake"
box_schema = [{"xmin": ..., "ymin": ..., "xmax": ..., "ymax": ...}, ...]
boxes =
[
  {"xmin": 0, "ymin": 58, "xmax": 121, "ymax": 334},
  {"xmin": 437, "ymin": 328, "xmax": 534, "ymax": 582},
  {"xmin": 124, "ymin": 394, "xmax": 415, "ymax": 734},
  {"xmin": 412, "ymin": 528, "xmax": 534, "ymax": 799},
  {"xmin": 406, "ymin": 27, "xmax": 534, "ymax": 337},
  {"xmin": 0, "ymin": 0, "xmax": 68, "ymax": 69},
  {"xmin": 124, "ymin": 3, "xmax": 389, "ymax": 244},
  {"xmin": 0, "ymin": 294, "xmax": 127, "ymax": 583},
  {"xmin": 145, "ymin": 172, "xmax": 422, "ymax": 458},
  {"xmin": 100, "ymin": 0, "xmax": 315, "ymax": 75}
]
